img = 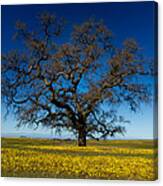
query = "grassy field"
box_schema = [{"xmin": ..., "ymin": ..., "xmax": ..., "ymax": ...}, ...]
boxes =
[{"xmin": 1, "ymin": 138, "xmax": 158, "ymax": 180}]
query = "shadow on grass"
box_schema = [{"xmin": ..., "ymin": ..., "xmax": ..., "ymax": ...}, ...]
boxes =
[
  {"xmin": 2, "ymin": 138, "xmax": 158, "ymax": 149},
  {"xmin": 2, "ymin": 144, "xmax": 157, "ymax": 159}
]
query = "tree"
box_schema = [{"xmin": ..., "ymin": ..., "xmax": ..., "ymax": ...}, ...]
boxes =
[{"xmin": 2, "ymin": 12, "xmax": 153, "ymax": 146}]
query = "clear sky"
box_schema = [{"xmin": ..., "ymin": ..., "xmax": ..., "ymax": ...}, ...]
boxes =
[{"xmin": 1, "ymin": 1, "xmax": 157, "ymax": 139}]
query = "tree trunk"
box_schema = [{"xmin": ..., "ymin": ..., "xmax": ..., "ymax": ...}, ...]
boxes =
[{"xmin": 78, "ymin": 125, "xmax": 86, "ymax": 146}]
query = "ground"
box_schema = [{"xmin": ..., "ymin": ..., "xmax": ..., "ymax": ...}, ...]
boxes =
[{"xmin": 1, "ymin": 138, "xmax": 158, "ymax": 180}]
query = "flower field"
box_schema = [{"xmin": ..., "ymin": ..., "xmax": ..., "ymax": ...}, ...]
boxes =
[{"xmin": 1, "ymin": 138, "xmax": 158, "ymax": 180}]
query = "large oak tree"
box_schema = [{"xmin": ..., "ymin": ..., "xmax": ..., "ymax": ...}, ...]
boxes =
[{"xmin": 2, "ymin": 12, "xmax": 153, "ymax": 146}]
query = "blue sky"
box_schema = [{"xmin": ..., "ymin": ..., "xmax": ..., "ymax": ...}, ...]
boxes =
[{"xmin": 1, "ymin": 2, "xmax": 157, "ymax": 139}]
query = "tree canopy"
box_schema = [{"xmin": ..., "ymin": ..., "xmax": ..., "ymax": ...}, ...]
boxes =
[{"xmin": 2, "ymin": 12, "xmax": 154, "ymax": 146}]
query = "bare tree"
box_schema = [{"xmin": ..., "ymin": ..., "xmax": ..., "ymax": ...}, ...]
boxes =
[{"xmin": 2, "ymin": 12, "xmax": 153, "ymax": 146}]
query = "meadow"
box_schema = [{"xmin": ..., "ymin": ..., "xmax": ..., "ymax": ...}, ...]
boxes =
[{"xmin": 1, "ymin": 138, "xmax": 158, "ymax": 180}]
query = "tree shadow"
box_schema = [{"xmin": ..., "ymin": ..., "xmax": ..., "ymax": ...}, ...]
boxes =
[{"xmin": 2, "ymin": 144, "xmax": 157, "ymax": 159}]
